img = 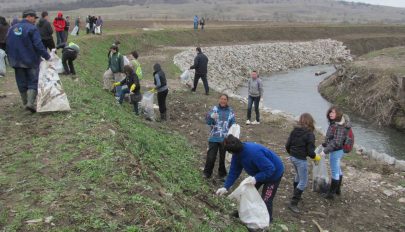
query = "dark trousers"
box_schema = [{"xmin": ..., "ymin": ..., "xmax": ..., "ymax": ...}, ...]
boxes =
[
  {"xmin": 0, "ymin": 43, "xmax": 6, "ymax": 51},
  {"xmin": 204, "ymin": 142, "xmax": 227, "ymax": 178},
  {"xmin": 118, "ymin": 88, "xmax": 139, "ymax": 115},
  {"xmin": 192, "ymin": 74, "xmax": 209, "ymax": 94},
  {"xmin": 14, "ymin": 68, "xmax": 39, "ymax": 93},
  {"xmin": 56, "ymin": 31, "xmax": 65, "ymax": 46},
  {"xmin": 64, "ymin": 30, "xmax": 69, "ymax": 42},
  {"xmin": 157, "ymin": 89, "xmax": 168, "ymax": 114},
  {"xmin": 255, "ymin": 176, "xmax": 282, "ymax": 223},
  {"xmin": 62, "ymin": 50, "xmax": 77, "ymax": 75},
  {"xmin": 42, "ymin": 39, "xmax": 55, "ymax": 51},
  {"xmin": 247, "ymin": 95, "xmax": 260, "ymax": 122}
]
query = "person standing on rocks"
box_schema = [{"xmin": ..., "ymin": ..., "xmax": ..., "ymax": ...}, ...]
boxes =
[
  {"xmin": 190, "ymin": 47, "xmax": 209, "ymax": 95},
  {"xmin": 246, "ymin": 70, "xmax": 263, "ymax": 125},
  {"xmin": 37, "ymin": 11, "xmax": 55, "ymax": 51},
  {"xmin": 152, "ymin": 63, "xmax": 169, "ymax": 121},
  {"xmin": 285, "ymin": 113, "xmax": 320, "ymax": 213},
  {"xmin": 204, "ymin": 94, "xmax": 235, "ymax": 180},
  {"xmin": 321, "ymin": 106, "xmax": 351, "ymax": 199},
  {"xmin": 216, "ymin": 134, "xmax": 284, "ymax": 224},
  {"xmin": 6, "ymin": 9, "xmax": 50, "ymax": 113}
]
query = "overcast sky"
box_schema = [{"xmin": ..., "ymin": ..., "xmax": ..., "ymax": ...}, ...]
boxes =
[{"xmin": 350, "ymin": 0, "xmax": 405, "ymax": 8}]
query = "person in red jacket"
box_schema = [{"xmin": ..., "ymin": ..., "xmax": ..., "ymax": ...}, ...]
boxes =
[{"xmin": 53, "ymin": 11, "xmax": 66, "ymax": 46}]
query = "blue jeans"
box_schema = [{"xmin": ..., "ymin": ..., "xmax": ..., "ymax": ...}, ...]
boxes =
[
  {"xmin": 290, "ymin": 156, "xmax": 308, "ymax": 191},
  {"xmin": 14, "ymin": 68, "xmax": 39, "ymax": 93},
  {"xmin": 118, "ymin": 88, "xmax": 139, "ymax": 114},
  {"xmin": 330, "ymin": 149, "xmax": 344, "ymax": 180},
  {"xmin": 247, "ymin": 95, "xmax": 260, "ymax": 122},
  {"xmin": 56, "ymin": 31, "xmax": 65, "ymax": 46}
]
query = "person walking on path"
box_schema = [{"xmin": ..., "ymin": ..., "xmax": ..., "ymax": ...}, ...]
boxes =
[
  {"xmin": 86, "ymin": 15, "xmax": 90, "ymax": 34},
  {"xmin": 36, "ymin": 11, "xmax": 55, "ymax": 51},
  {"xmin": 103, "ymin": 45, "xmax": 124, "ymax": 95},
  {"xmin": 74, "ymin": 16, "xmax": 80, "ymax": 35},
  {"xmin": 193, "ymin": 15, "xmax": 199, "ymax": 31},
  {"xmin": 95, "ymin": 16, "xmax": 103, "ymax": 35},
  {"xmin": 114, "ymin": 65, "xmax": 141, "ymax": 115},
  {"xmin": 321, "ymin": 106, "xmax": 351, "ymax": 200},
  {"xmin": 285, "ymin": 113, "xmax": 320, "ymax": 213},
  {"xmin": 0, "ymin": 16, "xmax": 10, "ymax": 51},
  {"xmin": 6, "ymin": 9, "xmax": 50, "ymax": 113},
  {"xmin": 59, "ymin": 42, "xmax": 79, "ymax": 76},
  {"xmin": 53, "ymin": 11, "xmax": 66, "ymax": 46},
  {"xmin": 190, "ymin": 47, "xmax": 209, "ymax": 95},
  {"xmin": 64, "ymin": 16, "xmax": 70, "ymax": 42},
  {"xmin": 216, "ymin": 135, "xmax": 284, "ymax": 224},
  {"xmin": 246, "ymin": 70, "xmax": 263, "ymax": 125},
  {"xmin": 152, "ymin": 63, "xmax": 169, "ymax": 121},
  {"xmin": 204, "ymin": 94, "xmax": 235, "ymax": 179},
  {"xmin": 199, "ymin": 17, "xmax": 205, "ymax": 31}
]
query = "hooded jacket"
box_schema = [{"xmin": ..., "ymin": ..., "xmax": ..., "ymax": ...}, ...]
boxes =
[
  {"xmin": 206, "ymin": 104, "xmax": 235, "ymax": 143},
  {"xmin": 248, "ymin": 77, "xmax": 263, "ymax": 97},
  {"xmin": 6, "ymin": 19, "xmax": 50, "ymax": 68},
  {"xmin": 153, "ymin": 63, "xmax": 168, "ymax": 92},
  {"xmin": 108, "ymin": 51, "xmax": 124, "ymax": 73},
  {"xmin": 323, "ymin": 114, "xmax": 352, "ymax": 154},
  {"xmin": 224, "ymin": 142, "xmax": 285, "ymax": 190},
  {"xmin": 53, "ymin": 12, "xmax": 66, "ymax": 32},
  {"xmin": 37, "ymin": 18, "xmax": 53, "ymax": 40},
  {"xmin": 285, "ymin": 126, "xmax": 316, "ymax": 160},
  {"xmin": 190, "ymin": 51, "xmax": 208, "ymax": 75},
  {"xmin": 119, "ymin": 71, "xmax": 140, "ymax": 95}
]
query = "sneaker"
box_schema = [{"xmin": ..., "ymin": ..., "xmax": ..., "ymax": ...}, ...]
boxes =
[
  {"xmin": 246, "ymin": 120, "xmax": 251, "ymax": 125},
  {"xmin": 252, "ymin": 120, "xmax": 260, "ymax": 125}
]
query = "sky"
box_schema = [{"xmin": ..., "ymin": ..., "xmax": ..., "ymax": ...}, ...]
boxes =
[{"xmin": 350, "ymin": 0, "xmax": 405, "ymax": 8}]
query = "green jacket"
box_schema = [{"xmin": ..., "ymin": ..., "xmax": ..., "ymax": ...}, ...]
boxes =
[
  {"xmin": 108, "ymin": 52, "xmax": 124, "ymax": 73},
  {"xmin": 131, "ymin": 59, "xmax": 143, "ymax": 80}
]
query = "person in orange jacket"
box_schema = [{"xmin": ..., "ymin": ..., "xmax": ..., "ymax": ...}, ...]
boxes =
[{"xmin": 53, "ymin": 11, "xmax": 66, "ymax": 46}]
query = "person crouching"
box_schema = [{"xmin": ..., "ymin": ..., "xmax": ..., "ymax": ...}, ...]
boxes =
[
  {"xmin": 113, "ymin": 65, "xmax": 141, "ymax": 115},
  {"xmin": 60, "ymin": 42, "xmax": 79, "ymax": 76}
]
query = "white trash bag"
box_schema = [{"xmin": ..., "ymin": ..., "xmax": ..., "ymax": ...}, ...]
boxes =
[
  {"xmin": 228, "ymin": 181, "xmax": 270, "ymax": 230},
  {"xmin": 123, "ymin": 56, "xmax": 130, "ymax": 66},
  {"xmin": 226, "ymin": 124, "xmax": 241, "ymax": 165},
  {"xmin": 139, "ymin": 91, "xmax": 154, "ymax": 120},
  {"xmin": 312, "ymin": 145, "xmax": 329, "ymax": 193},
  {"xmin": 95, "ymin": 26, "xmax": 101, "ymax": 34},
  {"xmin": 70, "ymin": 26, "xmax": 79, "ymax": 36},
  {"xmin": 0, "ymin": 49, "xmax": 6, "ymax": 76},
  {"xmin": 36, "ymin": 60, "xmax": 71, "ymax": 112},
  {"xmin": 179, "ymin": 70, "xmax": 192, "ymax": 88},
  {"xmin": 49, "ymin": 49, "xmax": 64, "ymax": 74}
]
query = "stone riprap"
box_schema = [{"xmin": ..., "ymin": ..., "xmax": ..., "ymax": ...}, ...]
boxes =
[{"xmin": 173, "ymin": 39, "xmax": 352, "ymax": 94}]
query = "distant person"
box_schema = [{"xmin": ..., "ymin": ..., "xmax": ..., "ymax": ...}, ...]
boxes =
[
  {"xmin": 91, "ymin": 16, "xmax": 97, "ymax": 34},
  {"xmin": 285, "ymin": 113, "xmax": 320, "ymax": 213},
  {"xmin": 64, "ymin": 16, "xmax": 70, "ymax": 42},
  {"xmin": 216, "ymin": 135, "xmax": 284, "ymax": 224},
  {"xmin": 37, "ymin": 11, "xmax": 55, "ymax": 51},
  {"xmin": 199, "ymin": 17, "xmax": 205, "ymax": 31},
  {"xmin": 59, "ymin": 42, "xmax": 80, "ymax": 76},
  {"xmin": 6, "ymin": 9, "xmax": 50, "ymax": 113},
  {"xmin": 11, "ymin": 16, "xmax": 19, "ymax": 26},
  {"xmin": 74, "ymin": 16, "xmax": 80, "ymax": 35},
  {"xmin": 86, "ymin": 15, "xmax": 90, "ymax": 34},
  {"xmin": 103, "ymin": 45, "xmax": 124, "ymax": 94},
  {"xmin": 131, "ymin": 50, "xmax": 143, "ymax": 80},
  {"xmin": 95, "ymin": 16, "xmax": 103, "ymax": 35},
  {"xmin": 204, "ymin": 94, "xmax": 235, "ymax": 179},
  {"xmin": 152, "ymin": 63, "xmax": 169, "ymax": 121},
  {"xmin": 113, "ymin": 65, "xmax": 141, "ymax": 115},
  {"xmin": 53, "ymin": 11, "xmax": 66, "ymax": 45},
  {"xmin": 246, "ymin": 70, "xmax": 263, "ymax": 125},
  {"xmin": 321, "ymin": 106, "xmax": 352, "ymax": 200},
  {"xmin": 193, "ymin": 15, "xmax": 198, "ymax": 30},
  {"xmin": 0, "ymin": 16, "xmax": 10, "ymax": 51},
  {"xmin": 190, "ymin": 47, "xmax": 209, "ymax": 95}
]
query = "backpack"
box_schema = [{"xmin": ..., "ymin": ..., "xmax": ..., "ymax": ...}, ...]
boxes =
[{"xmin": 343, "ymin": 128, "xmax": 354, "ymax": 153}]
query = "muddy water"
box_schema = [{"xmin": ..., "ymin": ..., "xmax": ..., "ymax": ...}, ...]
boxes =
[{"xmin": 237, "ymin": 65, "xmax": 405, "ymax": 160}]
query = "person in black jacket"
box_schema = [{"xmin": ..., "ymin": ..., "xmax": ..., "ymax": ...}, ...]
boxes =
[
  {"xmin": 37, "ymin": 11, "xmax": 55, "ymax": 51},
  {"xmin": 64, "ymin": 16, "xmax": 70, "ymax": 42},
  {"xmin": 153, "ymin": 63, "xmax": 169, "ymax": 121},
  {"xmin": 0, "ymin": 16, "xmax": 10, "ymax": 51},
  {"xmin": 285, "ymin": 113, "xmax": 320, "ymax": 213},
  {"xmin": 114, "ymin": 65, "xmax": 141, "ymax": 115},
  {"xmin": 58, "ymin": 42, "xmax": 80, "ymax": 75},
  {"xmin": 190, "ymin": 47, "xmax": 209, "ymax": 95}
]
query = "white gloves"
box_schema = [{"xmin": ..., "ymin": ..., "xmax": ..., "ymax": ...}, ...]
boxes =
[
  {"xmin": 241, "ymin": 176, "xmax": 256, "ymax": 185},
  {"xmin": 320, "ymin": 151, "xmax": 326, "ymax": 157},
  {"xmin": 216, "ymin": 187, "xmax": 228, "ymax": 196}
]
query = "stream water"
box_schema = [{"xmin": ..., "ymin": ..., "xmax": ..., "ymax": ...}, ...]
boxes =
[{"xmin": 237, "ymin": 65, "xmax": 405, "ymax": 160}]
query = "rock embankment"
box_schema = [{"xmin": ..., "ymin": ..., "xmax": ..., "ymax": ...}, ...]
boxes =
[{"xmin": 174, "ymin": 39, "xmax": 351, "ymax": 94}]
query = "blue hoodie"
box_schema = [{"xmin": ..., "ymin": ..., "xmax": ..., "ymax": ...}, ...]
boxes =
[
  {"xmin": 224, "ymin": 142, "xmax": 284, "ymax": 190},
  {"xmin": 206, "ymin": 105, "xmax": 235, "ymax": 143},
  {"xmin": 6, "ymin": 19, "xmax": 50, "ymax": 68}
]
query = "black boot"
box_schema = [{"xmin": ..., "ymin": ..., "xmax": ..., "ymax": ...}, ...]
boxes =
[
  {"xmin": 336, "ymin": 175, "xmax": 343, "ymax": 195},
  {"xmin": 288, "ymin": 188, "xmax": 303, "ymax": 213},
  {"xmin": 293, "ymin": 182, "xmax": 298, "ymax": 190},
  {"xmin": 325, "ymin": 179, "xmax": 339, "ymax": 200},
  {"xmin": 160, "ymin": 112, "xmax": 167, "ymax": 121}
]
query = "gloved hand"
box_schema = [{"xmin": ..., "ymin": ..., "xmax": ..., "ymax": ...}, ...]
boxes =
[
  {"xmin": 113, "ymin": 82, "xmax": 121, "ymax": 87},
  {"xmin": 320, "ymin": 151, "xmax": 326, "ymax": 157},
  {"xmin": 210, "ymin": 112, "xmax": 218, "ymax": 120},
  {"xmin": 216, "ymin": 187, "xmax": 228, "ymax": 196},
  {"xmin": 150, "ymin": 88, "xmax": 157, "ymax": 93},
  {"xmin": 241, "ymin": 176, "xmax": 256, "ymax": 185},
  {"xmin": 313, "ymin": 154, "xmax": 321, "ymax": 165},
  {"xmin": 130, "ymin": 84, "xmax": 136, "ymax": 92}
]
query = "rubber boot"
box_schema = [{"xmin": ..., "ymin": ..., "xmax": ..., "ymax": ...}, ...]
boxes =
[
  {"xmin": 293, "ymin": 182, "xmax": 298, "ymax": 190},
  {"xmin": 26, "ymin": 89, "xmax": 37, "ymax": 113},
  {"xmin": 336, "ymin": 175, "xmax": 343, "ymax": 195},
  {"xmin": 288, "ymin": 188, "xmax": 303, "ymax": 213},
  {"xmin": 160, "ymin": 112, "xmax": 167, "ymax": 121},
  {"xmin": 325, "ymin": 179, "xmax": 339, "ymax": 200},
  {"xmin": 20, "ymin": 92, "xmax": 28, "ymax": 106}
]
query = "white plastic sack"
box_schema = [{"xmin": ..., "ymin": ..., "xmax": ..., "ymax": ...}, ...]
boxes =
[
  {"xmin": 49, "ymin": 49, "xmax": 64, "ymax": 74},
  {"xmin": 139, "ymin": 91, "xmax": 154, "ymax": 120},
  {"xmin": 123, "ymin": 56, "xmax": 130, "ymax": 66},
  {"xmin": 226, "ymin": 124, "xmax": 241, "ymax": 164},
  {"xmin": 70, "ymin": 26, "xmax": 79, "ymax": 36},
  {"xmin": 180, "ymin": 70, "xmax": 193, "ymax": 88},
  {"xmin": 228, "ymin": 182, "xmax": 270, "ymax": 230},
  {"xmin": 95, "ymin": 26, "xmax": 101, "ymax": 34},
  {"xmin": 86, "ymin": 23, "xmax": 90, "ymax": 29},
  {"xmin": 312, "ymin": 145, "xmax": 329, "ymax": 193},
  {"xmin": 0, "ymin": 49, "xmax": 6, "ymax": 76},
  {"xmin": 36, "ymin": 60, "xmax": 71, "ymax": 112}
]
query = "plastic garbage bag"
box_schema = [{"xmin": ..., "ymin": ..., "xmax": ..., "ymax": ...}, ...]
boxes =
[
  {"xmin": 139, "ymin": 91, "xmax": 154, "ymax": 120},
  {"xmin": 226, "ymin": 124, "xmax": 241, "ymax": 165},
  {"xmin": 123, "ymin": 56, "xmax": 130, "ymax": 66},
  {"xmin": 0, "ymin": 49, "xmax": 6, "ymax": 76},
  {"xmin": 36, "ymin": 60, "xmax": 71, "ymax": 112},
  {"xmin": 312, "ymin": 145, "xmax": 329, "ymax": 193},
  {"xmin": 71, "ymin": 26, "xmax": 79, "ymax": 36},
  {"xmin": 180, "ymin": 70, "xmax": 193, "ymax": 88},
  {"xmin": 49, "ymin": 49, "xmax": 64, "ymax": 74},
  {"xmin": 228, "ymin": 181, "xmax": 270, "ymax": 230},
  {"xmin": 95, "ymin": 26, "xmax": 101, "ymax": 34}
]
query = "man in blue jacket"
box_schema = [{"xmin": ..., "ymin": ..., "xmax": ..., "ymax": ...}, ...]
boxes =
[
  {"xmin": 216, "ymin": 135, "xmax": 284, "ymax": 223},
  {"xmin": 6, "ymin": 9, "xmax": 50, "ymax": 113}
]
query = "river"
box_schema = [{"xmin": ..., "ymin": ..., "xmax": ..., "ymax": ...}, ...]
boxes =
[{"xmin": 237, "ymin": 65, "xmax": 405, "ymax": 160}]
